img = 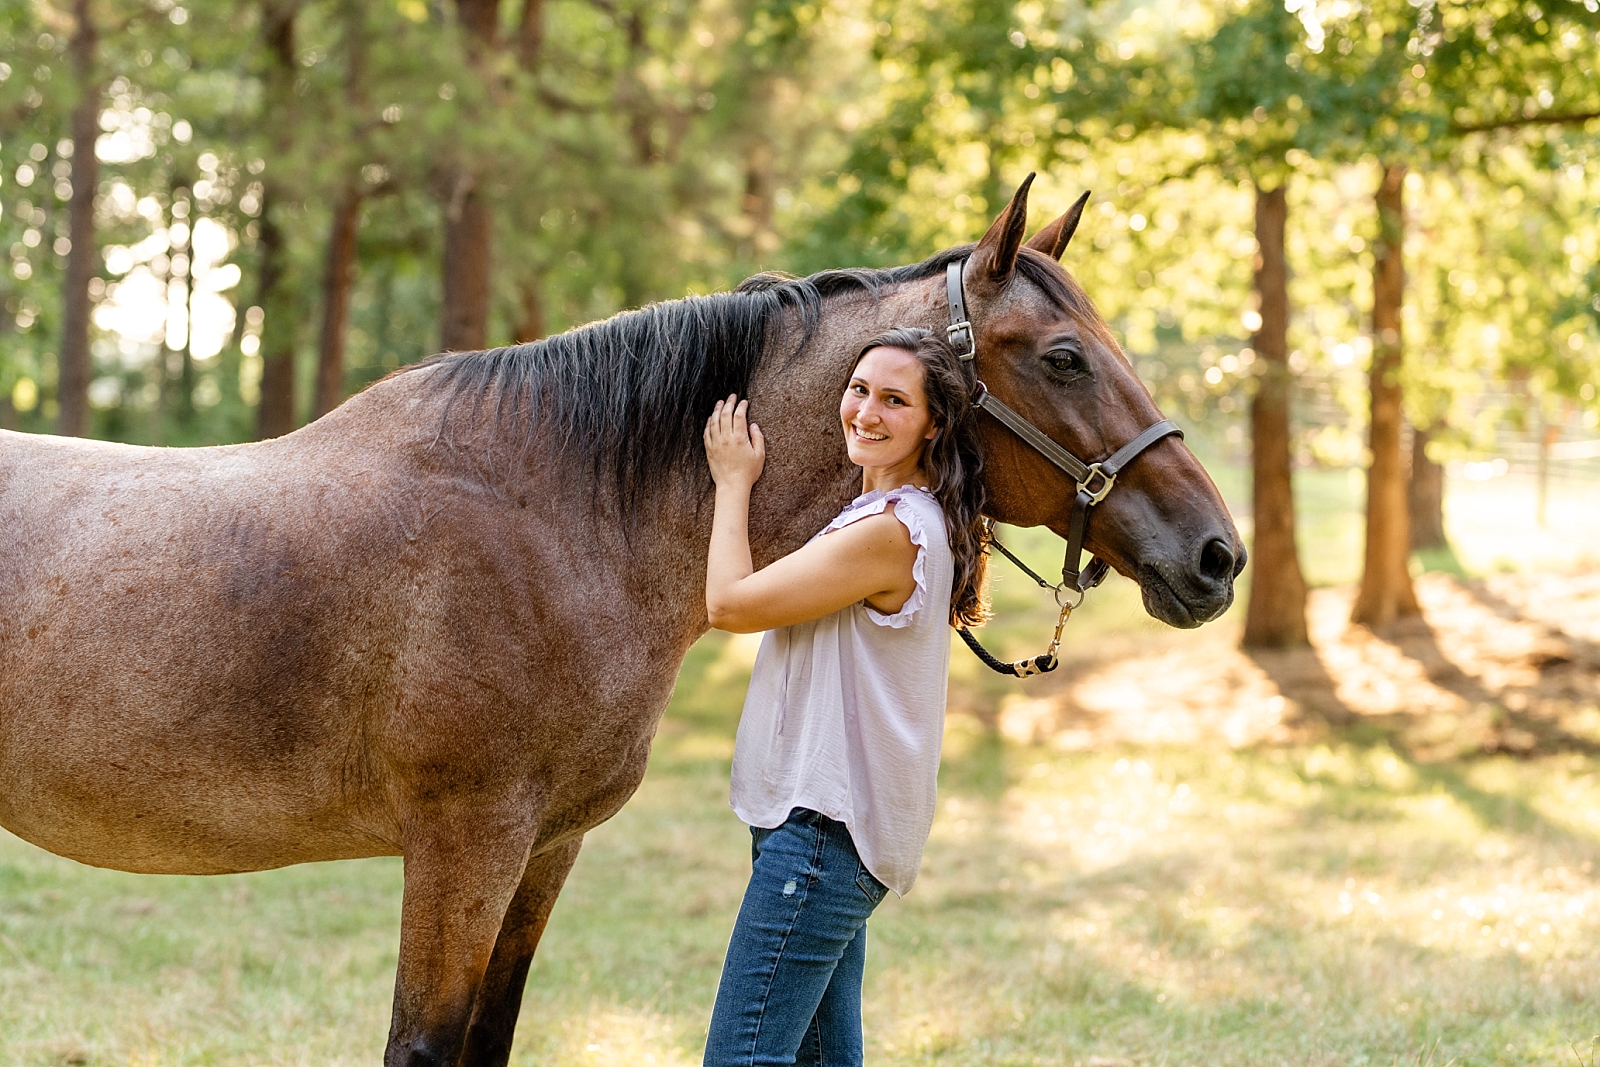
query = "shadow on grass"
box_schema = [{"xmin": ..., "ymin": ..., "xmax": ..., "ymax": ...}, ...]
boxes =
[
  {"xmin": 1406, "ymin": 759, "xmax": 1600, "ymax": 849},
  {"xmin": 1456, "ymin": 577, "xmax": 1600, "ymax": 669},
  {"xmin": 1288, "ymin": 733, "xmax": 1600, "ymax": 850},
  {"xmin": 1366, "ymin": 608, "xmax": 1600, "ymax": 760},
  {"xmin": 1243, "ymin": 640, "xmax": 1362, "ymax": 732}
]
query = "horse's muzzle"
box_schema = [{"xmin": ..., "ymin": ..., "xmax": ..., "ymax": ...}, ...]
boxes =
[{"xmin": 1138, "ymin": 536, "xmax": 1246, "ymax": 629}]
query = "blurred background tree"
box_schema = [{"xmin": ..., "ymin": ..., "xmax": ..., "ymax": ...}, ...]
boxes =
[{"xmin": 1, "ymin": 0, "xmax": 1597, "ymax": 635}]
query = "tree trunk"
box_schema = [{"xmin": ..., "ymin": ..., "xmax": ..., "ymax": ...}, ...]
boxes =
[
  {"xmin": 513, "ymin": 276, "xmax": 545, "ymax": 343},
  {"xmin": 624, "ymin": 8, "xmax": 655, "ymax": 164},
  {"xmin": 509, "ymin": 0, "xmax": 547, "ymax": 346},
  {"xmin": 438, "ymin": 0, "xmax": 500, "ymax": 354},
  {"xmin": 148, "ymin": 282, "xmax": 167, "ymax": 444},
  {"xmin": 1536, "ymin": 417, "xmax": 1557, "ymax": 528},
  {"xmin": 314, "ymin": 185, "xmax": 361, "ymax": 418},
  {"xmin": 254, "ymin": 0, "xmax": 301, "ymax": 440},
  {"xmin": 517, "ymin": 0, "xmax": 544, "ymax": 69},
  {"xmin": 1408, "ymin": 423, "xmax": 1447, "ymax": 551},
  {"xmin": 1351, "ymin": 163, "xmax": 1421, "ymax": 626},
  {"xmin": 1241, "ymin": 183, "xmax": 1309, "ymax": 648},
  {"xmin": 255, "ymin": 193, "xmax": 299, "ymax": 439},
  {"xmin": 57, "ymin": 0, "xmax": 100, "ymax": 438},
  {"xmin": 0, "ymin": 307, "xmax": 15, "ymax": 428},
  {"xmin": 738, "ymin": 135, "xmax": 775, "ymax": 265},
  {"xmin": 171, "ymin": 182, "xmax": 196, "ymax": 430},
  {"xmin": 311, "ymin": 0, "xmax": 370, "ymax": 418},
  {"xmin": 440, "ymin": 172, "xmax": 492, "ymax": 353}
]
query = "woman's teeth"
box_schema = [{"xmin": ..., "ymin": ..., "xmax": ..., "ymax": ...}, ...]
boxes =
[{"xmin": 853, "ymin": 425, "xmax": 888, "ymax": 441}]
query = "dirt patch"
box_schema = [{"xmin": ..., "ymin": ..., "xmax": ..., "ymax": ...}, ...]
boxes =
[{"xmin": 991, "ymin": 569, "xmax": 1600, "ymax": 759}]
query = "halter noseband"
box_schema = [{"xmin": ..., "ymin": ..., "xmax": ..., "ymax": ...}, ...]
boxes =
[{"xmin": 946, "ymin": 258, "xmax": 1184, "ymax": 676}]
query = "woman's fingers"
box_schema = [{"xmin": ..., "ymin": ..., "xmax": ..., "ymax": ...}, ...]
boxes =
[
  {"xmin": 705, "ymin": 395, "xmax": 764, "ymax": 485},
  {"xmin": 709, "ymin": 395, "xmax": 755, "ymax": 447},
  {"xmin": 707, "ymin": 396, "xmax": 764, "ymax": 469}
]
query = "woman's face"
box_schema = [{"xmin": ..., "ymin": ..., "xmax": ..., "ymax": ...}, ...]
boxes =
[{"xmin": 839, "ymin": 346, "xmax": 938, "ymax": 470}]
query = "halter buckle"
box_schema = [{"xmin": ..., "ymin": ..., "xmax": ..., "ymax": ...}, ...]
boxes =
[
  {"xmin": 1077, "ymin": 463, "xmax": 1116, "ymax": 504},
  {"xmin": 947, "ymin": 320, "xmax": 976, "ymax": 361}
]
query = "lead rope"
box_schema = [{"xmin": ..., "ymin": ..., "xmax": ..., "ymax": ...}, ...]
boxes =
[
  {"xmin": 955, "ymin": 521, "xmax": 1078, "ymax": 678},
  {"xmin": 956, "ymin": 606, "xmax": 1071, "ymax": 678}
]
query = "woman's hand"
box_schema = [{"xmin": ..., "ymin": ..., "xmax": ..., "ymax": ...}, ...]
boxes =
[
  {"xmin": 701, "ymin": 391, "xmax": 918, "ymax": 633},
  {"xmin": 704, "ymin": 395, "xmax": 765, "ymax": 489}
]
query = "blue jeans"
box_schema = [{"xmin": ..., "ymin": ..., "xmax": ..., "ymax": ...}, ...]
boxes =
[{"xmin": 704, "ymin": 808, "xmax": 890, "ymax": 1067}]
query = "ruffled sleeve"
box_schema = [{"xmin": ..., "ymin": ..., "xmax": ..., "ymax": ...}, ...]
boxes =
[{"xmin": 820, "ymin": 487, "xmax": 937, "ymax": 629}]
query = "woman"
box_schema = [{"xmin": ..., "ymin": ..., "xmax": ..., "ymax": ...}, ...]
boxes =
[{"xmin": 700, "ymin": 326, "xmax": 988, "ymax": 1067}]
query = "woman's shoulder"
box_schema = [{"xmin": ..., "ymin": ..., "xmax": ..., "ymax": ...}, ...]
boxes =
[
  {"xmin": 821, "ymin": 485, "xmax": 946, "ymax": 543},
  {"xmin": 883, "ymin": 487, "xmax": 949, "ymax": 549}
]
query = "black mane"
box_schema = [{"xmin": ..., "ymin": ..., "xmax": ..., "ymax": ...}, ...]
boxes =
[{"xmin": 416, "ymin": 244, "xmax": 1090, "ymax": 506}]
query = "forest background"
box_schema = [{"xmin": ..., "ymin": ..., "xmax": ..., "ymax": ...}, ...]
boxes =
[
  {"xmin": 5, "ymin": 3, "xmax": 1600, "ymax": 1065},
  {"xmin": 1, "ymin": 0, "xmax": 1598, "ymax": 644}
]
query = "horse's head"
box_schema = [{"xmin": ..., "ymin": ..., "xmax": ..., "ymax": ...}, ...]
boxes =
[{"xmin": 959, "ymin": 175, "xmax": 1246, "ymax": 628}]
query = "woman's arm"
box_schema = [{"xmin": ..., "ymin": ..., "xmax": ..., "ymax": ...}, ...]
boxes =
[{"xmin": 703, "ymin": 396, "xmax": 919, "ymax": 634}]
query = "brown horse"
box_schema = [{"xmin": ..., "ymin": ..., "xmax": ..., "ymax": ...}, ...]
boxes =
[{"xmin": 0, "ymin": 178, "xmax": 1242, "ymax": 1065}]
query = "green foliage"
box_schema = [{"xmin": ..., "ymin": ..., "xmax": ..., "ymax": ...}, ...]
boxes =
[
  {"xmin": 0, "ymin": 0, "xmax": 864, "ymax": 442},
  {"xmin": 776, "ymin": 0, "xmax": 1599, "ymax": 464},
  {"xmin": 0, "ymin": 0, "xmax": 1595, "ymax": 448}
]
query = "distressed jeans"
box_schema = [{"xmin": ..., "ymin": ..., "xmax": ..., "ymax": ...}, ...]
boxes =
[{"xmin": 703, "ymin": 808, "xmax": 890, "ymax": 1067}]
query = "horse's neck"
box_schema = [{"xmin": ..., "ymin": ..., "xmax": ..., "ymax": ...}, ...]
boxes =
[{"xmin": 413, "ymin": 280, "xmax": 943, "ymax": 645}]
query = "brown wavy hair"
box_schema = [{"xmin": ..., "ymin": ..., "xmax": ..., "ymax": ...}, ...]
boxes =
[{"xmin": 849, "ymin": 327, "xmax": 989, "ymax": 628}]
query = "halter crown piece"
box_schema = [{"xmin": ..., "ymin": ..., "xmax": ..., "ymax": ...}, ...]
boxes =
[{"xmin": 946, "ymin": 258, "xmax": 1184, "ymax": 677}]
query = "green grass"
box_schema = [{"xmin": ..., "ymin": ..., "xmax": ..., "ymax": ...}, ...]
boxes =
[
  {"xmin": 3, "ymin": 468, "xmax": 1599, "ymax": 1065},
  {"xmin": 6, "ymin": 640, "xmax": 1600, "ymax": 1065}
]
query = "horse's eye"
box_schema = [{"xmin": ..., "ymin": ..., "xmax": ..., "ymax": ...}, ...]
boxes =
[{"xmin": 1044, "ymin": 348, "xmax": 1084, "ymax": 376}]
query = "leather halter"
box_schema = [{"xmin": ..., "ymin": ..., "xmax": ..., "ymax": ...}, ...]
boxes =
[
  {"xmin": 946, "ymin": 258, "xmax": 1184, "ymax": 675},
  {"xmin": 947, "ymin": 259, "xmax": 1182, "ymax": 594}
]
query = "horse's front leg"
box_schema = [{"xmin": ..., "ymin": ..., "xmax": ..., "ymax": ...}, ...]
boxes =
[
  {"xmin": 383, "ymin": 804, "xmax": 541, "ymax": 1067},
  {"xmin": 457, "ymin": 837, "xmax": 585, "ymax": 1067}
]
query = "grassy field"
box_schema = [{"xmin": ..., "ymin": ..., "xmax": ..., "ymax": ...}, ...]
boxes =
[{"xmin": 2, "ymin": 469, "xmax": 1599, "ymax": 1066}]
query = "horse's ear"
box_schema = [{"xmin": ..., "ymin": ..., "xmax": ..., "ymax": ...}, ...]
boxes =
[
  {"xmin": 1024, "ymin": 190, "xmax": 1091, "ymax": 261},
  {"xmin": 971, "ymin": 172, "xmax": 1035, "ymax": 283}
]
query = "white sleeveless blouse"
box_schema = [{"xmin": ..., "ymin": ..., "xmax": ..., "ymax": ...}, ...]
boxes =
[{"xmin": 729, "ymin": 485, "xmax": 953, "ymax": 896}]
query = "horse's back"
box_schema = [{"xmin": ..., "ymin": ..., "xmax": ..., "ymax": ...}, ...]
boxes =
[{"xmin": 0, "ymin": 423, "xmax": 420, "ymax": 873}]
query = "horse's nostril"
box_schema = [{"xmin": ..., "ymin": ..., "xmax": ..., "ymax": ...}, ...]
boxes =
[{"xmin": 1199, "ymin": 537, "xmax": 1236, "ymax": 584}]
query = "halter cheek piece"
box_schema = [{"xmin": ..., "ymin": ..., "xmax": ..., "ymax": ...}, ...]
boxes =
[{"xmin": 946, "ymin": 259, "xmax": 1184, "ymax": 677}]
